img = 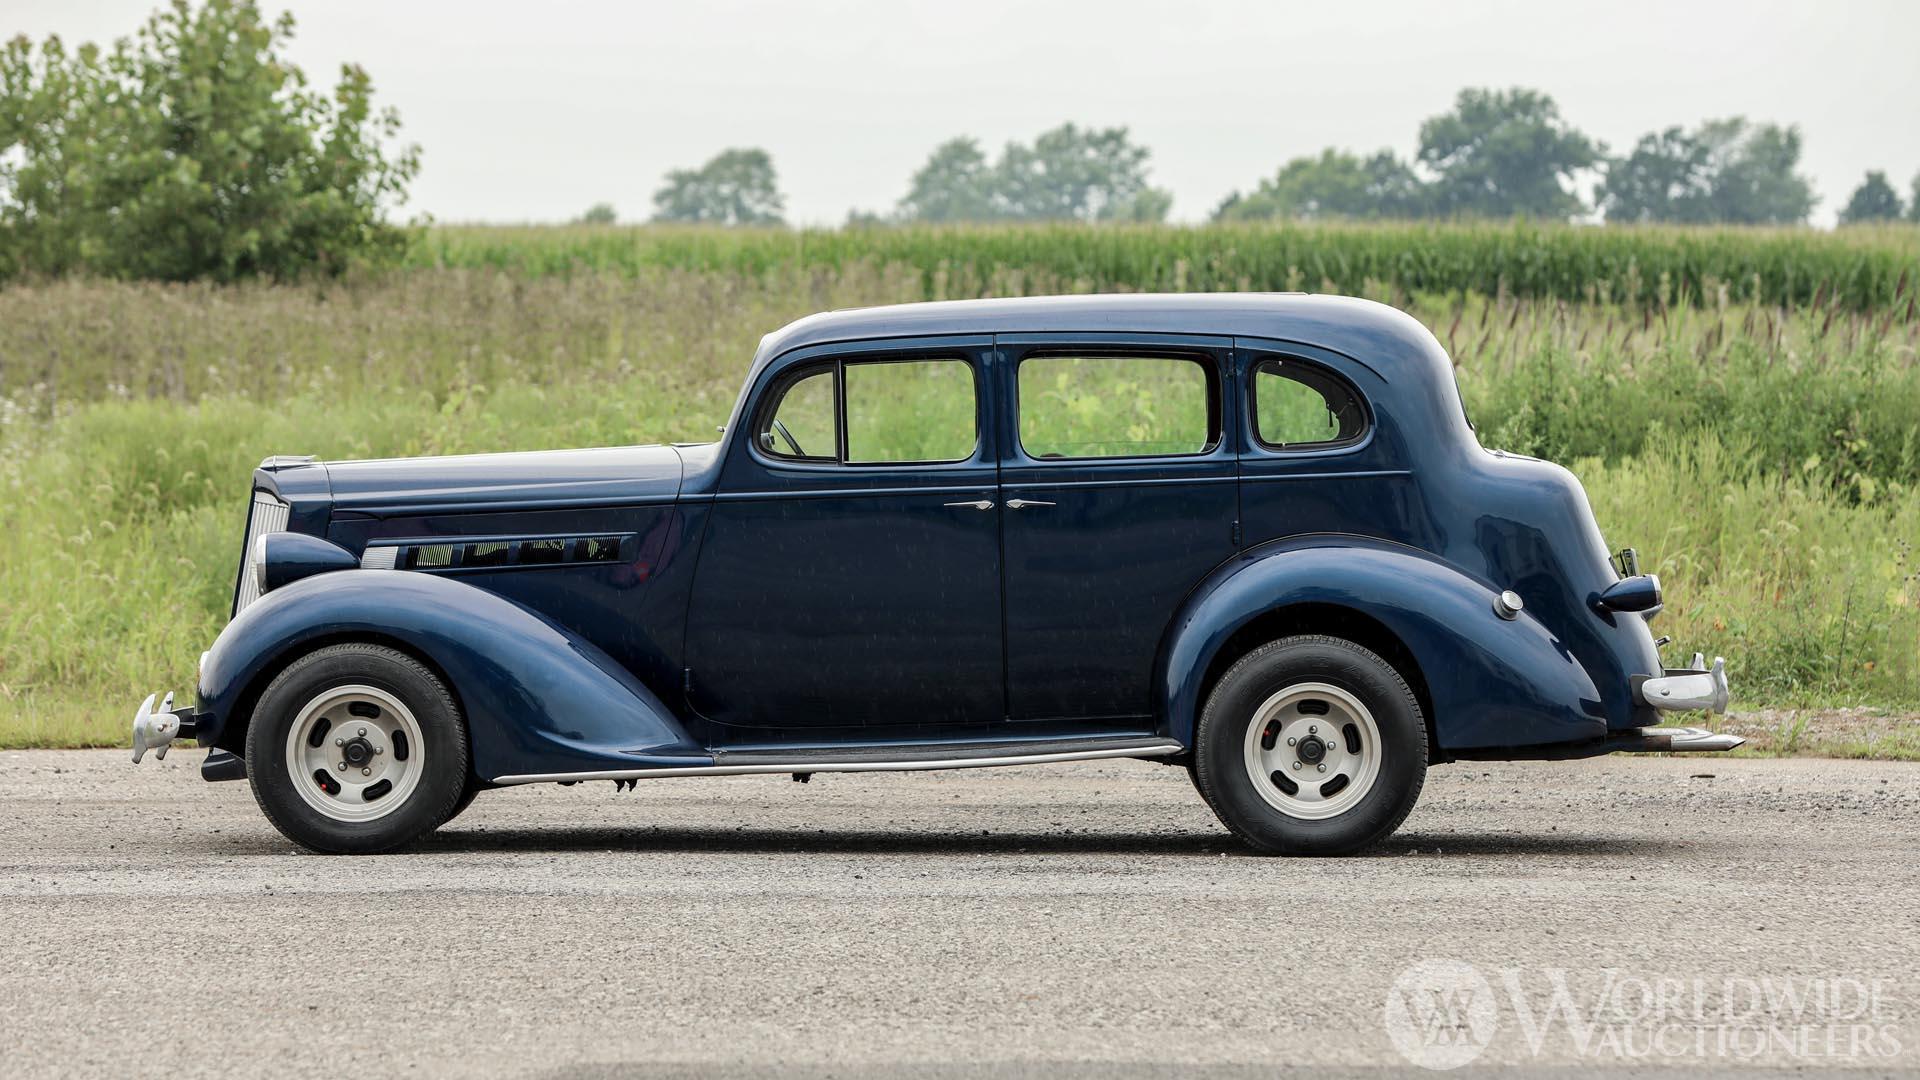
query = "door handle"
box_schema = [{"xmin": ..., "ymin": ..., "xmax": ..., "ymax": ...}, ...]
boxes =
[
  {"xmin": 943, "ymin": 499, "xmax": 995, "ymax": 510},
  {"xmin": 1004, "ymin": 498, "xmax": 1056, "ymax": 510}
]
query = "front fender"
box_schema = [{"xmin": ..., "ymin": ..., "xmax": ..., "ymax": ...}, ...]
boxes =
[
  {"xmin": 197, "ymin": 571, "xmax": 706, "ymax": 781},
  {"xmin": 1158, "ymin": 535, "xmax": 1606, "ymax": 752}
]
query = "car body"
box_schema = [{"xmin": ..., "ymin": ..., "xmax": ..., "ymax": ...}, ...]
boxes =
[{"xmin": 133, "ymin": 293, "xmax": 1739, "ymax": 854}]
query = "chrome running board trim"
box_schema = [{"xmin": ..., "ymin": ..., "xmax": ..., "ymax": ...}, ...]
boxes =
[{"xmin": 491, "ymin": 739, "xmax": 1184, "ymax": 786}]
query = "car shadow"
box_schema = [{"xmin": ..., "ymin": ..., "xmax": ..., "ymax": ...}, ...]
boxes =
[{"xmin": 398, "ymin": 823, "xmax": 1685, "ymax": 860}]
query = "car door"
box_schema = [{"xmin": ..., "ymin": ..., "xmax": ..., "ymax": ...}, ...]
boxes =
[
  {"xmin": 683, "ymin": 336, "xmax": 1005, "ymax": 739},
  {"xmin": 995, "ymin": 333, "xmax": 1240, "ymax": 725}
]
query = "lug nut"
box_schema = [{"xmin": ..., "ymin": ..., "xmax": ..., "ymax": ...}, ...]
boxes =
[
  {"xmin": 334, "ymin": 738, "xmax": 343, "ymax": 746},
  {"xmin": 1292, "ymin": 762, "xmax": 1301, "ymax": 770},
  {"xmin": 357, "ymin": 727, "xmax": 367, "ymax": 737},
  {"xmin": 1317, "ymin": 764, "xmax": 1327, "ymax": 773},
  {"xmin": 362, "ymin": 767, "xmax": 371, "ymax": 776},
  {"xmin": 1309, "ymin": 725, "xmax": 1317, "ymax": 735},
  {"xmin": 337, "ymin": 763, "xmax": 346, "ymax": 771},
  {"xmin": 1286, "ymin": 737, "xmax": 1297, "ymax": 746},
  {"xmin": 374, "ymin": 746, "xmax": 383, "ymax": 755}
]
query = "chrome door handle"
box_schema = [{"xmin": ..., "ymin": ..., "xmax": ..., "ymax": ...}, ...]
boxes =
[
  {"xmin": 1004, "ymin": 498, "xmax": 1055, "ymax": 510},
  {"xmin": 943, "ymin": 499, "xmax": 994, "ymax": 510}
]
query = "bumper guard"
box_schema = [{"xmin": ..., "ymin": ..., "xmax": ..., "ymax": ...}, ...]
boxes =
[
  {"xmin": 1635, "ymin": 654, "xmax": 1729, "ymax": 715},
  {"xmin": 131, "ymin": 691, "xmax": 198, "ymax": 763}
]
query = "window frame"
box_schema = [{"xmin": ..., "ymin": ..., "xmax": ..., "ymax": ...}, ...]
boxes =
[
  {"xmin": 751, "ymin": 354, "xmax": 982, "ymax": 468},
  {"xmin": 1246, "ymin": 355, "xmax": 1372, "ymax": 454},
  {"xmin": 1012, "ymin": 349, "xmax": 1223, "ymax": 463}
]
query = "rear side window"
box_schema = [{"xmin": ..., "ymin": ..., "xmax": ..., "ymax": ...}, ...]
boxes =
[
  {"xmin": 1018, "ymin": 354, "xmax": 1216, "ymax": 459},
  {"xmin": 1251, "ymin": 359, "xmax": 1367, "ymax": 450},
  {"xmin": 758, "ymin": 357, "xmax": 978, "ymax": 465}
]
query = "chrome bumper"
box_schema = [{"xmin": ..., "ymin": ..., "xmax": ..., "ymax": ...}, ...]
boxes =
[
  {"xmin": 1608, "ymin": 725, "xmax": 1744, "ymax": 753},
  {"xmin": 131, "ymin": 691, "xmax": 197, "ymax": 763},
  {"xmin": 1637, "ymin": 654, "xmax": 1729, "ymax": 715}
]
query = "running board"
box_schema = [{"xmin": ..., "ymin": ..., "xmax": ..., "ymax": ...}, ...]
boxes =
[{"xmin": 491, "ymin": 736, "xmax": 1184, "ymax": 786}]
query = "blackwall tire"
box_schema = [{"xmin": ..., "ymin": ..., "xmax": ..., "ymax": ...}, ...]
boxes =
[
  {"xmin": 1193, "ymin": 635, "xmax": 1426, "ymax": 855},
  {"xmin": 245, "ymin": 643, "xmax": 469, "ymax": 854}
]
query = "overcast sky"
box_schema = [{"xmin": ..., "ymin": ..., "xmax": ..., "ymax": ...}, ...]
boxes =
[{"xmin": 12, "ymin": 0, "xmax": 1919, "ymax": 226}]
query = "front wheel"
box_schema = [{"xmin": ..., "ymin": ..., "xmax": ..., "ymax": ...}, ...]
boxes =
[
  {"xmin": 246, "ymin": 643, "xmax": 470, "ymax": 854},
  {"xmin": 1192, "ymin": 635, "xmax": 1426, "ymax": 855}
]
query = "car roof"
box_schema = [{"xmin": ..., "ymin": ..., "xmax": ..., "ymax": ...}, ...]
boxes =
[{"xmin": 751, "ymin": 293, "xmax": 1447, "ymax": 382}]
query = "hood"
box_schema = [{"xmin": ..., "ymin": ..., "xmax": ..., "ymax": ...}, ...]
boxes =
[{"xmin": 320, "ymin": 445, "xmax": 683, "ymax": 514}]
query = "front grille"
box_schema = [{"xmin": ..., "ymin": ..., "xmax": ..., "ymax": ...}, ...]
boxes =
[{"xmin": 232, "ymin": 491, "xmax": 291, "ymax": 617}]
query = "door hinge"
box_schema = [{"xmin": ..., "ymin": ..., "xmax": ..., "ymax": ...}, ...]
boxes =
[
  {"xmin": 1231, "ymin": 520, "xmax": 1243, "ymax": 546},
  {"xmin": 683, "ymin": 667, "xmax": 694, "ymax": 694}
]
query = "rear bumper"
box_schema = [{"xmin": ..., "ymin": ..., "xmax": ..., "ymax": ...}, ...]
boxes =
[
  {"xmin": 1452, "ymin": 724, "xmax": 1745, "ymax": 760},
  {"xmin": 1452, "ymin": 652, "xmax": 1742, "ymax": 760},
  {"xmin": 1633, "ymin": 655, "xmax": 1729, "ymax": 715}
]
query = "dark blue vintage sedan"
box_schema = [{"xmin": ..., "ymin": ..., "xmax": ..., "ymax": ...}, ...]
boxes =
[{"xmin": 132, "ymin": 294, "xmax": 1739, "ymax": 854}]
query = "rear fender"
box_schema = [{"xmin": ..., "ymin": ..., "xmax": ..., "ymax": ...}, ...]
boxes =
[
  {"xmin": 197, "ymin": 570, "xmax": 705, "ymax": 780},
  {"xmin": 1158, "ymin": 535, "xmax": 1606, "ymax": 752}
]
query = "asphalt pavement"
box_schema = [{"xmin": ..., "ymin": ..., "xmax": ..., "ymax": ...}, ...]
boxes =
[{"xmin": 2, "ymin": 749, "xmax": 1916, "ymax": 1077}]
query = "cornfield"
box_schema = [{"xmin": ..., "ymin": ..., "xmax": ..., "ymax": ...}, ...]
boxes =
[{"xmin": 415, "ymin": 221, "xmax": 1920, "ymax": 312}]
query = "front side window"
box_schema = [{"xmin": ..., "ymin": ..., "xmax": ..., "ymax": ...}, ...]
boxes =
[
  {"xmin": 1251, "ymin": 359, "xmax": 1367, "ymax": 450},
  {"xmin": 758, "ymin": 357, "xmax": 977, "ymax": 465},
  {"xmin": 762, "ymin": 367, "xmax": 836, "ymax": 461},
  {"xmin": 1018, "ymin": 354, "xmax": 1215, "ymax": 459}
]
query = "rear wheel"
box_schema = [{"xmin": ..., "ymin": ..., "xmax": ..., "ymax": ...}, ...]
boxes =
[
  {"xmin": 246, "ymin": 643, "xmax": 469, "ymax": 854},
  {"xmin": 1192, "ymin": 635, "xmax": 1425, "ymax": 855}
]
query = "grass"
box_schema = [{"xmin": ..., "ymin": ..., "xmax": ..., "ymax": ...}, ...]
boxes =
[{"xmin": 1, "ymin": 260, "xmax": 1916, "ymax": 750}]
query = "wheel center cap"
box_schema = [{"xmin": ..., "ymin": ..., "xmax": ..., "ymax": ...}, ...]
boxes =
[
  {"xmin": 1296, "ymin": 736, "xmax": 1327, "ymax": 764},
  {"xmin": 342, "ymin": 737, "xmax": 373, "ymax": 766}
]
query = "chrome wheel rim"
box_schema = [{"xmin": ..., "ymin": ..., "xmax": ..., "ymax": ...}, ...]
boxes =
[
  {"xmin": 285, "ymin": 684, "xmax": 423, "ymax": 823},
  {"xmin": 1242, "ymin": 682, "xmax": 1382, "ymax": 820}
]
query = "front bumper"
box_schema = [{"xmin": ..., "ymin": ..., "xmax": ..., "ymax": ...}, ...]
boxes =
[{"xmin": 130, "ymin": 692, "xmax": 197, "ymax": 762}]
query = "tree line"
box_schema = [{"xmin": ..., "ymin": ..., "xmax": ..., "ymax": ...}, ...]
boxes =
[
  {"xmin": 5, "ymin": 1, "xmax": 1916, "ymax": 287},
  {"xmin": 644, "ymin": 88, "xmax": 1920, "ymax": 228}
]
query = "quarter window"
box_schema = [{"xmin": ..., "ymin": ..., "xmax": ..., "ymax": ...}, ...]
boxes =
[
  {"xmin": 1251, "ymin": 359, "xmax": 1367, "ymax": 450},
  {"xmin": 1018, "ymin": 354, "xmax": 1215, "ymax": 459},
  {"xmin": 758, "ymin": 357, "xmax": 978, "ymax": 465}
]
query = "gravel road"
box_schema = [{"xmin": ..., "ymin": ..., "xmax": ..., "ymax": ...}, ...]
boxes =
[{"xmin": 3, "ymin": 749, "xmax": 1917, "ymax": 1078}]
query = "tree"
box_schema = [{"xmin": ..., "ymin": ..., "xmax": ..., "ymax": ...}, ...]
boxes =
[
  {"xmin": 0, "ymin": 0, "xmax": 419, "ymax": 281},
  {"xmin": 1416, "ymin": 88, "xmax": 1600, "ymax": 219},
  {"xmin": 1692, "ymin": 119, "xmax": 1815, "ymax": 224},
  {"xmin": 897, "ymin": 137, "xmax": 997, "ymax": 222},
  {"xmin": 1837, "ymin": 171, "xmax": 1902, "ymax": 224},
  {"xmin": 1911, "ymin": 173, "xmax": 1920, "ymax": 223},
  {"xmin": 994, "ymin": 123, "xmax": 1171, "ymax": 222},
  {"xmin": 1213, "ymin": 149, "xmax": 1428, "ymax": 221},
  {"xmin": 1599, "ymin": 127, "xmax": 1715, "ymax": 223},
  {"xmin": 894, "ymin": 124, "xmax": 1171, "ymax": 223},
  {"xmin": 576, "ymin": 202, "xmax": 617, "ymax": 225},
  {"xmin": 651, "ymin": 148, "xmax": 784, "ymax": 226},
  {"xmin": 1600, "ymin": 118, "xmax": 1816, "ymax": 225}
]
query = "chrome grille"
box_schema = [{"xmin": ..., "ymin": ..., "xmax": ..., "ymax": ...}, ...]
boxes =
[{"xmin": 232, "ymin": 491, "xmax": 290, "ymax": 617}]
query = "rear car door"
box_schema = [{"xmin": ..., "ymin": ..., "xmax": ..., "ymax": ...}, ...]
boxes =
[{"xmin": 995, "ymin": 334, "xmax": 1240, "ymax": 725}]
